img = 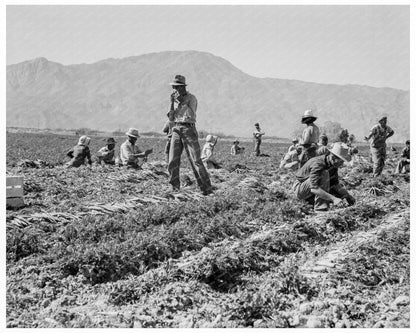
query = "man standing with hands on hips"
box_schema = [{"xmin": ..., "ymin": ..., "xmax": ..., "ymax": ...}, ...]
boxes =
[{"xmin": 167, "ymin": 75, "xmax": 213, "ymax": 195}]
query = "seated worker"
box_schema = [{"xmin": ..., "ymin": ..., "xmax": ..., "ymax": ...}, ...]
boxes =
[
  {"xmin": 280, "ymin": 144, "xmax": 302, "ymax": 171},
  {"xmin": 395, "ymin": 139, "xmax": 410, "ymax": 174},
  {"xmin": 119, "ymin": 128, "xmax": 153, "ymax": 169},
  {"xmin": 97, "ymin": 137, "xmax": 117, "ymax": 165},
  {"xmin": 231, "ymin": 140, "xmax": 245, "ymax": 155},
  {"xmin": 66, "ymin": 135, "xmax": 92, "ymax": 167},
  {"xmin": 201, "ymin": 134, "xmax": 221, "ymax": 169},
  {"xmin": 316, "ymin": 134, "xmax": 330, "ymax": 156},
  {"xmin": 293, "ymin": 142, "xmax": 356, "ymax": 212},
  {"xmin": 288, "ymin": 138, "xmax": 299, "ymax": 153}
]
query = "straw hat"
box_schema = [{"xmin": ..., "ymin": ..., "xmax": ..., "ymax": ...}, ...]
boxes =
[
  {"xmin": 125, "ymin": 128, "xmax": 140, "ymax": 138},
  {"xmin": 329, "ymin": 142, "xmax": 351, "ymax": 163},
  {"xmin": 301, "ymin": 109, "xmax": 317, "ymax": 123}
]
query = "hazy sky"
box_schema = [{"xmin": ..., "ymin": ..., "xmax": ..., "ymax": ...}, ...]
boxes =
[{"xmin": 6, "ymin": 5, "xmax": 410, "ymax": 90}]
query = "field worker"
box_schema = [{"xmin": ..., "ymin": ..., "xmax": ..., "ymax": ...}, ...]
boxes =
[
  {"xmin": 119, "ymin": 128, "xmax": 153, "ymax": 169},
  {"xmin": 395, "ymin": 140, "xmax": 410, "ymax": 174},
  {"xmin": 280, "ymin": 144, "xmax": 302, "ymax": 171},
  {"xmin": 97, "ymin": 137, "xmax": 117, "ymax": 165},
  {"xmin": 336, "ymin": 128, "xmax": 349, "ymax": 143},
  {"xmin": 66, "ymin": 135, "xmax": 92, "ymax": 167},
  {"xmin": 201, "ymin": 135, "xmax": 221, "ymax": 169},
  {"xmin": 293, "ymin": 142, "xmax": 356, "ymax": 212},
  {"xmin": 288, "ymin": 138, "xmax": 299, "ymax": 153},
  {"xmin": 316, "ymin": 134, "xmax": 329, "ymax": 156},
  {"xmin": 364, "ymin": 116, "xmax": 395, "ymax": 177},
  {"xmin": 231, "ymin": 140, "xmax": 245, "ymax": 155},
  {"xmin": 299, "ymin": 109, "xmax": 320, "ymax": 167},
  {"xmin": 253, "ymin": 123, "xmax": 265, "ymax": 156},
  {"xmin": 167, "ymin": 75, "xmax": 213, "ymax": 195},
  {"xmin": 162, "ymin": 120, "xmax": 175, "ymax": 164}
]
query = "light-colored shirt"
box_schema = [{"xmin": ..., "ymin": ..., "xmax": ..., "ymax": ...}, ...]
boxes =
[
  {"xmin": 367, "ymin": 124, "xmax": 394, "ymax": 148},
  {"xmin": 280, "ymin": 150, "xmax": 300, "ymax": 169},
  {"xmin": 301, "ymin": 123, "xmax": 320, "ymax": 146},
  {"xmin": 119, "ymin": 139, "xmax": 142, "ymax": 166},
  {"xmin": 201, "ymin": 143, "xmax": 215, "ymax": 162},
  {"xmin": 253, "ymin": 129, "xmax": 265, "ymax": 141},
  {"xmin": 231, "ymin": 144, "xmax": 243, "ymax": 155},
  {"xmin": 97, "ymin": 146, "xmax": 115, "ymax": 164},
  {"xmin": 170, "ymin": 92, "xmax": 198, "ymax": 123}
]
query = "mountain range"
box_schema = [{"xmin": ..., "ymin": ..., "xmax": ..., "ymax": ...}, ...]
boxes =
[{"xmin": 6, "ymin": 50, "xmax": 410, "ymax": 142}]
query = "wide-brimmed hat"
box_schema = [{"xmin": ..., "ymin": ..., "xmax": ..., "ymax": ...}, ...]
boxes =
[
  {"xmin": 170, "ymin": 75, "xmax": 187, "ymax": 86},
  {"xmin": 379, "ymin": 115, "xmax": 387, "ymax": 122},
  {"xmin": 206, "ymin": 134, "xmax": 218, "ymax": 144},
  {"xmin": 78, "ymin": 135, "xmax": 91, "ymax": 146},
  {"xmin": 233, "ymin": 140, "xmax": 240, "ymax": 145},
  {"xmin": 106, "ymin": 137, "xmax": 116, "ymax": 144},
  {"xmin": 301, "ymin": 109, "xmax": 317, "ymax": 123},
  {"xmin": 329, "ymin": 142, "xmax": 351, "ymax": 163},
  {"xmin": 126, "ymin": 128, "xmax": 140, "ymax": 138}
]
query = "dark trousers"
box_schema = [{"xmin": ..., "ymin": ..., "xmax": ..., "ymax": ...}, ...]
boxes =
[{"xmin": 168, "ymin": 124, "xmax": 212, "ymax": 193}]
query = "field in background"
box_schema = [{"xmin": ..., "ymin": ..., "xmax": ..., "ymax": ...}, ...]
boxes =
[{"xmin": 6, "ymin": 132, "xmax": 410, "ymax": 328}]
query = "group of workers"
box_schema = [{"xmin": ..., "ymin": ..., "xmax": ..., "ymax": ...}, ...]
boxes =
[{"xmin": 65, "ymin": 74, "xmax": 410, "ymax": 210}]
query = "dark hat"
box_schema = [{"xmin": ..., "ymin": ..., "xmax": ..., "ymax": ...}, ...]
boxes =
[
  {"xmin": 170, "ymin": 75, "xmax": 187, "ymax": 86},
  {"xmin": 379, "ymin": 115, "xmax": 387, "ymax": 122},
  {"xmin": 406, "ymin": 139, "xmax": 410, "ymax": 145},
  {"xmin": 106, "ymin": 137, "xmax": 116, "ymax": 144},
  {"xmin": 233, "ymin": 140, "xmax": 240, "ymax": 144},
  {"xmin": 254, "ymin": 123, "xmax": 260, "ymax": 127}
]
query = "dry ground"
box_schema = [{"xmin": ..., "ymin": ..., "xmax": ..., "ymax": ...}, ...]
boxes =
[{"xmin": 6, "ymin": 132, "xmax": 410, "ymax": 328}]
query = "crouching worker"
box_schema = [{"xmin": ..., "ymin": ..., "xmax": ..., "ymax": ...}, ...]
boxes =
[
  {"xmin": 231, "ymin": 140, "xmax": 244, "ymax": 155},
  {"xmin": 280, "ymin": 144, "xmax": 302, "ymax": 171},
  {"xmin": 293, "ymin": 142, "xmax": 356, "ymax": 212},
  {"xmin": 97, "ymin": 137, "xmax": 117, "ymax": 165},
  {"xmin": 395, "ymin": 140, "xmax": 410, "ymax": 174},
  {"xmin": 66, "ymin": 135, "xmax": 92, "ymax": 167},
  {"xmin": 201, "ymin": 135, "xmax": 221, "ymax": 169},
  {"xmin": 119, "ymin": 128, "xmax": 153, "ymax": 169}
]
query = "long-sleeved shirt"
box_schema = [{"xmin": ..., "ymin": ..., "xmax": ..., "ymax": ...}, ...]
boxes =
[
  {"xmin": 280, "ymin": 150, "xmax": 300, "ymax": 169},
  {"xmin": 66, "ymin": 145, "xmax": 92, "ymax": 167},
  {"xmin": 301, "ymin": 123, "xmax": 320, "ymax": 147},
  {"xmin": 201, "ymin": 143, "xmax": 216, "ymax": 162},
  {"xmin": 168, "ymin": 92, "xmax": 198, "ymax": 123},
  {"xmin": 119, "ymin": 139, "xmax": 143, "ymax": 166},
  {"xmin": 295, "ymin": 155, "xmax": 339, "ymax": 189},
  {"xmin": 231, "ymin": 144, "xmax": 243, "ymax": 155},
  {"xmin": 97, "ymin": 146, "xmax": 116, "ymax": 164},
  {"xmin": 253, "ymin": 129, "xmax": 265, "ymax": 141},
  {"xmin": 367, "ymin": 124, "xmax": 394, "ymax": 148}
]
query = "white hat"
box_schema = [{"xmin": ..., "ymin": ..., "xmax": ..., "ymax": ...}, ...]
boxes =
[
  {"xmin": 126, "ymin": 128, "xmax": 140, "ymax": 138},
  {"xmin": 329, "ymin": 142, "xmax": 351, "ymax": 163}
]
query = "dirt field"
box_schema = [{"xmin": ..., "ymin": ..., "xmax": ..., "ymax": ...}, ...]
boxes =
[{"xmin": 6, "ymin": 132, "xmax": 410, "ymax": 328}]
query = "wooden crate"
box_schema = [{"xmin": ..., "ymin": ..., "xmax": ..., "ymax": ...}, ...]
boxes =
[{"xmin": 6, "ymin": 176, "xmax": 25, "ymax": 208}]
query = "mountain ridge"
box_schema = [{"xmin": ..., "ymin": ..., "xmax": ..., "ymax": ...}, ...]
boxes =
[{"xmin": 6, "ymin": 51, "xmax": 409, "ymax": 141}]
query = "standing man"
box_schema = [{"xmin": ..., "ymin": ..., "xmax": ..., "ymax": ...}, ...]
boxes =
[
  {"xmin": 119, "ymin": 128, "xmax": 153, "ymax": 169},
  {"xmin": 293, "ymin": 142, "xmax": 356, "ymax": 212},
  {"xmin": 253, "ymin": 123, "xmax": 265, "ymax": 156},
  {"xmin": 167, "ymin": 75, "xmax": 213, "ymax": 195},
  {"xmin": 364, "ymin": 116, "xmax": 395, "ymax": 177},
  {"xmin": 299, "ymin": 109, "xmax": 320, "ymax": 167}
]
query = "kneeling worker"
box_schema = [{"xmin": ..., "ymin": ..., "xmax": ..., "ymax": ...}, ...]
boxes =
[
  {"xmin": 119, "ymin": 128, "xmax": 153, "ymax": 168},
  {"xmin": 293, "ymin": 142, "xmax": 356, "ymax": 212}
]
